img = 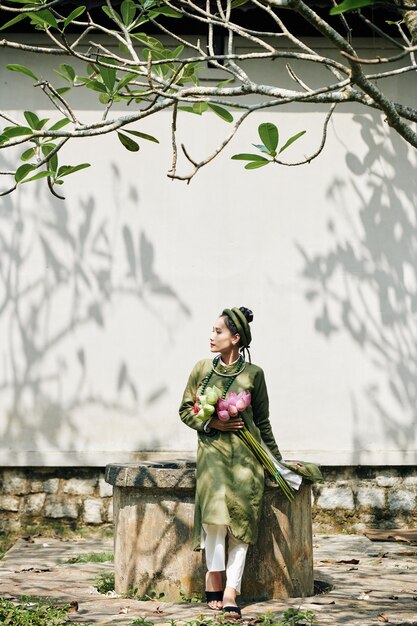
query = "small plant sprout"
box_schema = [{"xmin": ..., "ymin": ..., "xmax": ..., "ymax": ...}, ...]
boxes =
[{"xmin": 232, "ymin": 122, "xmax": 306, "ymax": 170}]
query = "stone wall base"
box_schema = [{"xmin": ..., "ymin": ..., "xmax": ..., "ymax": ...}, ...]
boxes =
[{"xmin": 1, "ymin": 466, "xmax": 416, "ymax": 536}]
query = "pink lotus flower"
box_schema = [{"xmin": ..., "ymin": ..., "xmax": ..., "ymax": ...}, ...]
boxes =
[
  {"xmin": 217, "ymin": 399, "xmax": 229, "ymax": 412},
  {"xmin": 216, "ymin": 390, "xmax": 251, "ymax": 420}
]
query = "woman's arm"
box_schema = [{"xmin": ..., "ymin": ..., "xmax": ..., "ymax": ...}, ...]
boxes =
[
  {"xmin": 179, "ymin": 361, "xmax": 210, "ymax": 432},
  {"xmin": 251, "ymin": 368, "xmax": 282, "ymax": 460}
]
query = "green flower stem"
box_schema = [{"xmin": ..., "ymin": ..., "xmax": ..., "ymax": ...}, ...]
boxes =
[{"xmin": 236, "ymin": 428, "xmax": 295, "ymax": 501}]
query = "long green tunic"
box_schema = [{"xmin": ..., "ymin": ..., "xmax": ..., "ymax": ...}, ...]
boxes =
[{"xmin": 179, "ymin": 358, "xmax": 281, "ymax": 550}]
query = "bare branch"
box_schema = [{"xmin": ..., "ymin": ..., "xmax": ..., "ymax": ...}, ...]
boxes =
[
  {"xmin": 274, "ymin": 103, "xmax": 337, "ymax": 166},
  {"xmin": 168, "ymin": 111, "xmax": 251, "ymax": 182}
]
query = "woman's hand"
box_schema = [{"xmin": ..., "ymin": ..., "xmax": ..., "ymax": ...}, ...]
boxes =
[{"xmin": 208, "ymin": 416, "xmax": 244, "ymax": 432}]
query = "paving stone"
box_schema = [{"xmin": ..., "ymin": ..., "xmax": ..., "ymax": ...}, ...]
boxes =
[{"xmin": 1, "ymin": 534, "xmax": 417, "ymax": 625}]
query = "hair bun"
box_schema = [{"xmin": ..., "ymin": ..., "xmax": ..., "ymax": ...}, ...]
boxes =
[{"xmin": 239, "ymin": 306, "xmax": 253, "ymax": 323}]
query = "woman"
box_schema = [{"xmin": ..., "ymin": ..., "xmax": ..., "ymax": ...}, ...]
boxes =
[{"xmin": 179, "ymin": 306, "xmax": 282, "ymax": 617}]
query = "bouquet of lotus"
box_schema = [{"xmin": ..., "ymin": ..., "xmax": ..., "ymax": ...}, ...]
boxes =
[{"xmin": 216, "ymin": 391, "xmax": 298, "ymax": 502}]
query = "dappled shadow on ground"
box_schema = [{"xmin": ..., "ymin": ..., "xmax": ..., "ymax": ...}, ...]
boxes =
[{"xmin": 298, "ymin": 115, "xmax": 417, "ymax": 464}]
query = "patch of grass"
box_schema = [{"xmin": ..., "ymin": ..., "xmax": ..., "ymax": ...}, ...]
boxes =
[
  {"xmin": 94, "ymin": 571, "xmax": 115, "ymax": 594},
  {"xmin": 129, "ymin": 619, "xmax": 155, "ymax": 626},
  {"xmin": 0, "ymin": 597, "xmax": 86, "ymax": 626},
  {"xmin": 123, "ymin": 588, "xmax": 165, "ymax": 601},
  {"xmin": 64, "ymin": 551, "xmax": 114, "ymax": 564},
  {"xmin": 179, "ymin": 589, "xmax": 204, "ymax": 603}
]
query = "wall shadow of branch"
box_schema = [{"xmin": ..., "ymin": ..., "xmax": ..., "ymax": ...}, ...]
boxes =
[
  {"xmin": 0, "ymin": 158, "xmax": 191, "ymax": 464},
  {"xmin": 297, "ymin": 114, "xmax": 417, "ymax": 463}
]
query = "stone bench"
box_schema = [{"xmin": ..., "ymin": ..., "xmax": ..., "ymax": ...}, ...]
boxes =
[{"xmin": 105, "ymin": 460, "xmax": 313, "ymax": 602}]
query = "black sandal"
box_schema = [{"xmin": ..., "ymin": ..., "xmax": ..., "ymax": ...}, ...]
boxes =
[
  {"xmin": 205, "ymin": 590, "xmax": 223, "ymax": 610},
  {"xmin": 222, "ymin": 606, "xmax": 241, "ymax": 619}
]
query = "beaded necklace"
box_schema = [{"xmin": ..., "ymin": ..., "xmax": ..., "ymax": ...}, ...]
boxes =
[{"xmin": 200, "ymin": 355, "xmax": 245, "ymax": 399}]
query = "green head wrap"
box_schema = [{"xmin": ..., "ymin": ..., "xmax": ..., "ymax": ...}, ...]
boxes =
[{"xmin": 222, "ymin": 307, "xmax": 252, "ymax": 349}]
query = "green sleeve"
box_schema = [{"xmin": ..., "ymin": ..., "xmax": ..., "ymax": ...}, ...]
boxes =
[
  {"xmin": 179, "ymin": 360, "xmax": 208, "ymax": 433},
  {"xmin": 252, "ymin": 368, "xmax": 282, "ymax": 460}
]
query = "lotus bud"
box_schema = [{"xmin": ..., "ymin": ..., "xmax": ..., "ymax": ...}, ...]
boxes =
[
  {"xmin": 236, "ymin": 398, "xmax": 246, "ymax": 412},
  {"xmin": 228, "ymin": 404, "xmax": 238, "ymax": 417},
  {"xmin": 205, "ymin": 389, "xmax": 218, "ymax": 405},
  {"xmin": 217, "ymin": 410, "xmax": 230, "ymax": 422},
  {"xmin": 203, "ymin": 404, "xmax": 215, "ymax": 417},
  {"xmin": 212, "ymin": 385, "xmax": 222, "ymax": 398},
  {"xmin": 217, "ymin": 399, "xmax": 228, "ymax": 412}
]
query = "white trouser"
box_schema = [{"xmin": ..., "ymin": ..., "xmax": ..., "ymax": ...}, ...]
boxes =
[{"xmin": 203, "ymin": 523, "xmax": 249, "ymax": 594}]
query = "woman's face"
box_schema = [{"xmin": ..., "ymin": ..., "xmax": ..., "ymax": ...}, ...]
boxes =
[{"xmin": 210, "ymin": 316, "xmax": 239, "ymax": 355}]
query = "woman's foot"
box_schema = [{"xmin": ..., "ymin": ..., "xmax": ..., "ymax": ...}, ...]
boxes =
[
  {"xmin": 222, "ymin": 586, "xmax": 241, "ymax": 619},
  {"xmin": 205, "ymin": 571, "xmax": 223, "ymax": 610}
]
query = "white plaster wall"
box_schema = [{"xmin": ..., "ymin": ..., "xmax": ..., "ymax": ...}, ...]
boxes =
[{"xmin": 0, "ymin": 35, "xmax": 416, "ymax": 465}]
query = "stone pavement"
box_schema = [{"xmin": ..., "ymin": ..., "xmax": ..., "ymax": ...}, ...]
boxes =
[{"xmin": 0, "ymin": 534, "xmax": 416, "ymax": 625}]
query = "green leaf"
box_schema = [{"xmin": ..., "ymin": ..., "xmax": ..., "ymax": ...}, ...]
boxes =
[
  {"xmin": 0, "ymin": 13, "xmax": 28, "ymax": 31},
  {"xmin": 60, "ymin": 64, "xmax": 76, "ymax": 82},
  {"xmin": 99, "ymin": 63, "xmax": 117, "ymax": 92},
  {"xmin": 258, "ymin": 123, "xmax": 278, "ymax": 153},
  {"xmin": 124, "ymin": 129, "xmax": 159, "ymax": 143},
  {"xmin": 102, "ymin": 5, "xmax": 121, "ymax": 22},
  {"xmin": 2, "ymin": 126, "xmax": 33, "ymax": 139},
  {"xmin": 63, "ymin": 6, "xmax": 86, "ymax": 30},
  {"xmin": 231, "ymin": 0, "xmax": 249, "ymax": 8},
  {"xmin": 24, "ymin": 111, "xmax": 40, "ymax": 130},
  {"xmin": 207, "ymin": 103, "xmax": 233, "ymax": 123},
  {"xmin": 21, "ymin": 147, "xmax": 36, "ymax": 161},
  {"xmin": 330, "ymin": 0, "xmax": 375, "ymax": 14},
  {"xmin": 150, "ymin": 6, "xmax": 182, "ymax": 18},
  {"xmin": 117, "ymin": 132, "xmax": 140, "ymax": 152},
  {"xmin": 6, "ymin": 64, "xmax": 38, "ymax": 81},
  {"xmin": 15, "ymin": 163, "xmax": 36, "ymax": 183},
  {"xmin": 231, "ymin": 153, "xmax": 269, "ymax": 162},
  {"xmin": 178, "ymin": 106, "xmax": 196, "ymax": 114},
  {"xmin": 216, "ymin": 77, "xmax": 234, "ymax": 88},
  {"xmin": 49, "ymin": 118, "xmax": 71, "ymax": 131},
  {"xmin": 245, "ymin": 160, "xmax": 270, "ymax": 169},
  {"xmin": 193, "ymin": 101, "xmax": 208, "ymax": 115},
  {"xmin": 116, "ymin": 72, "xmax": 137, "ymax": 90},
  {"xmin": 18, "ymin": 115, "xmax": 48, "ymax": 132},
  {"xmin": 252, "ymin": 143, "xmax": 270, "ymax": 154},
  {"xmin": 22, "ymin": 170, "xmax": 52, "ymax": 184},
  {"xmin": 80, "ymin": 78, "xmax": 108, "ymax": 93},
  {"xmin": 55, "ymin": 87, "xmax": 71, "ymax": 95},
  {"xmin": 121, "ymin": 0, "xmax": 136, "ymax": 25},
  {"xmin": 22, "ymin": 170, "xmax": 51, "ymax": 183},
  {"xmin": 41, "ymin": 144, "xmax": 56, "ymax": 157},
  {"xmin": 57, "ymin": 163, "xmax": 90, "ymax": 177},
  {"xmin": 29, "ymin": 9, "xmax": 59, "ymax": 29},
  {"xmin": 48, "ymin": 151, "xmax": 59, "ymax": 175},
  {"xmin": 278, "ymin": 130, "xmax": 306, "ymax": 154}
]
